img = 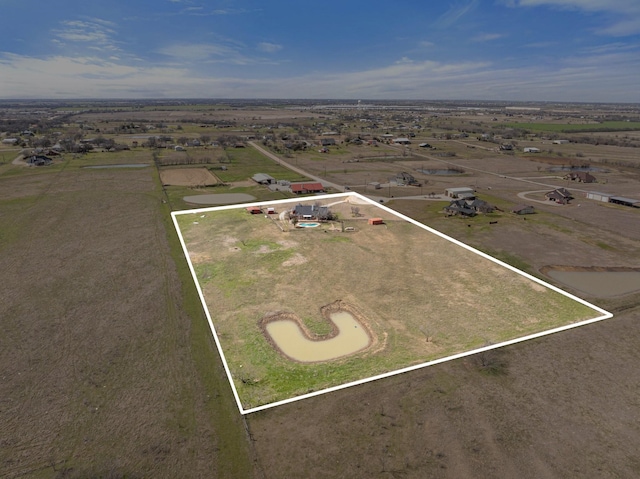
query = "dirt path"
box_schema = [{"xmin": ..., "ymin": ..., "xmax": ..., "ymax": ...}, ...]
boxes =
[{"xmin": 248, "ymin": 141, "xmax": 345, "ymax": 191}]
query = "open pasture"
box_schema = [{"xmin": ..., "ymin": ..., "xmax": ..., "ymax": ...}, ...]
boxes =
[{"xmin": 173, "ymin": 193, "xmax": 608, "ymax": 413}]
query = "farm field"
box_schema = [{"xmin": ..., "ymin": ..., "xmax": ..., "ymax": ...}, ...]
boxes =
[
  {"xmin": 174, "ymin": 194, "xmax": 607, "ymax": 412},
  {"xmin": 3, "ymin": 99, "xmax": 640, "ymax": 478},
  {"xmin": 0, "ymin": 157, "xmax": 252, "ymax": 477}
]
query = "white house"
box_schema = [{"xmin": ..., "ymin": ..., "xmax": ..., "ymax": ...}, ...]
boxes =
[{"xmin": 523, "ymin": 147, "xmax": 540, "ymax": 153}]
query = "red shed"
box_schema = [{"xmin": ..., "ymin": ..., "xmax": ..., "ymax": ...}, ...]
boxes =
[{"xmin": 368, "ymin": 218, "xmax": 384, "ymax": 225}]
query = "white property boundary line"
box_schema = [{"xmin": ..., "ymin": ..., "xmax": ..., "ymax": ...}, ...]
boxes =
[{"xmin": 171, "ymin": 192, "xmax": 613, "ymax": 415}]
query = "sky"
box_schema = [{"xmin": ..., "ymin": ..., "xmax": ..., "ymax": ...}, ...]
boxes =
[{"xmin": 1, "ymin": 0, "xmax": 639, "ymax": 102}]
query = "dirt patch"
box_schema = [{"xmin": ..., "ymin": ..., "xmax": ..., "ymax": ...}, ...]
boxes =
[{"xmin": 160, "ymin": 167, "xmax": 219, "ymax": 186}]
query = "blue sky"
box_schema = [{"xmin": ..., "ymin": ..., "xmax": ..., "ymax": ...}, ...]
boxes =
[{"xmin": 1, "ymin": 0, "xmax": 639, "ymax": 101}]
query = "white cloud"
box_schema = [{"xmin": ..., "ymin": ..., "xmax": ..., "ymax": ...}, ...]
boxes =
[
  {"xmin": 0, "ymin": 48, "xmax": 638, "ymax": 102},
  {"xmin": 510, "ymin": 0, "xmax": 640, "ymax": 35},
  {"xmin": 473, "ymin": 33, "xmax": 506, "ymax": 42},
  {"xmin": 52, "ymin": 19, "xmax": 121, "ymax": 53},
  {"xmin": 257, "ymin": 42, "xmax": 282, "ymax": 53},
  {"xmin": 435, "ymin": 0, "xmax": 479, "ymax": 28}
]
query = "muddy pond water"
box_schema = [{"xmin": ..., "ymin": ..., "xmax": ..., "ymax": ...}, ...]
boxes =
[
  {"xmin": 546, "ymin": 270, "xmax": 640, "ymax": 297},
  {"xmin": 265, "ymin": 311, "xmax": 371, "ymax": 362}
]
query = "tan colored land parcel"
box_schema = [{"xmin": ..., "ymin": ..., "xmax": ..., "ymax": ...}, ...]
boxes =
[{"xmin": 172, "ymin": 193, "xmax": 610, "ymax": 414}]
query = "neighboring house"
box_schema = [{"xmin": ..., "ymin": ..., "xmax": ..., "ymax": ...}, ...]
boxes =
[
  {"xmin": 392, "ymin": 138, "xmax": 411, "ymax": 145},
  {"xmin": 445, "ymin": 198, "xmax": 495, "ymax": 216},
  {"xmin": 564, "ymin": 171, "xmax": 596, "ymax": 183},
  {"xmin": 290, "ymin": 182, "xmax": 325, "ymax": 194},
  {"xmin": 499, "ymin": 143, "xmax": 514, "ymax": 151},
  {"xmin": 252, "ymin": 173, "xmax": 276, "ymax": 185},
  {"xmin": 444, "ymin": 200, "xmax": 477, "ymax": 217},
  {"xmin": 2, "ymin": 138, "xmax": 19, "ymax": 145},
  {"xmin": 320, "ymin": 138, "xmax": 336, "ymax": 147},
  {"xmin": 546, "ymin": 188, "xmax": 573, "ymax": 204},
  {"xmin": 26, "ymin": 155, "xmax": 52, "ymax": 166},
  {"xmin": 524, "ymin": 147, "xmax": 540, "ymax": 153},
  {"xmin": 512, "ymin": 205, "xmax": 536, "ymax": 215},
  {"xmin": 292, "ymin": 204, "xmax": 332, "ymax": 221}
]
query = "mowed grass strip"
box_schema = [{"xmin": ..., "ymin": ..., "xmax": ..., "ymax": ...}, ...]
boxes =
[{"xmin": 176, "ymin": 200, "xmax": 601, "ymax": 410}]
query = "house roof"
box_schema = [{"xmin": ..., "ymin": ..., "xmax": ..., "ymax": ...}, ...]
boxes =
[
  {"xmin": 291, "ymin": 182, "xmax": 324, "ymax": 192},
  {"xmin": 293, "ymin": 204, "xmax": 330, "ymax": 218}
]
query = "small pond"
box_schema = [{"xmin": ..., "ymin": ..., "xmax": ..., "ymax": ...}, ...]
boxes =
[
  {"xmin": 265, "ymin": 311, "xmax": 371, "ymax": 362},
  {"xmin": 545, "ymin": 268, "xmax": 640, "ymax": 297}
]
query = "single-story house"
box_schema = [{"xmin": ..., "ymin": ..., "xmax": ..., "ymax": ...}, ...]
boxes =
[
  {"xmin": 512, "ymin": 205, "xmax": 536, "ymax": 215},
  {"xmin": 445, "ymin": 187, "xmax": 475, "ymax": 199},
  {"xmin": 292, "ymin": 204, "xmax": 332, "ymax": 221},
  {"xmin": 290, "ymin": 182, "xmax": 325, "ymax": 194},
  {"xmin": 500, "ymin": 144, "xmax": 514, "ymax": 151},
  {"xmin": 444, "ymin": 201, "xmax": 477, "ymax": 217},
  {"xmin": 2, "ymin": 138, "xmax": 19, "ymax": 145},
  {"xmin": 445, "ymin": 198, "xmax": 495, "ymax": 216},
  {"xmin": 564, "ymin": 171, "xmax": 596, "ymax": 183},
  {"xmin": 320, "ymin": 138, "xmax": 336, "ymax": 147},
  {"xmin": 524, "ymin": 147, "xmax": 541, "ymax": 153},
  {"xmin": 545, "ymin": 188, "xmax": 573, "ymax": 204},
  {"xmin": 393, "ymin": 138, "xmax": 411, "ymax": 145}
]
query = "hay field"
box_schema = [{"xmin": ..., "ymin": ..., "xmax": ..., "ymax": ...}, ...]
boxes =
[
  {"xmin": 0, "ymin": 162, "xmax": 251, "ymax": 478},
  {"xmin": 160, "ymin": 167, "xmax": 220, "ymax": 186},
  {"xmin": 174, "ymin": 194, "xmax": 605, "ymax": 411}
]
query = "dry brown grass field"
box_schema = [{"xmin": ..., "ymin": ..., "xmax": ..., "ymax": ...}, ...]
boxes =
[
  {"xmin": 175, "ymin": 195, "xmax": 604, "ymax": 412},
  {"xmin": 0, "ymin": 161, "xmax": 252, "ymax": 478}
]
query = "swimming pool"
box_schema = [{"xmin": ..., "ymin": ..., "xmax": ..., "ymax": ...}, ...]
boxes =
[{"xmin": 297, "ymin": 222, "xmax": 321, "ymax": 228}]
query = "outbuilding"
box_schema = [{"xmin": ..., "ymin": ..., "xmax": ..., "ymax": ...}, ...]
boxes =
[
  {"xmin": 512, "ymin": 205, "xmax": 535, "ymax": 215},
  {"xmin": 368, "ymin": 218, "xmax": 384, "ymax": 225},
  {"xmin": 445, "ymin": 187, "xmax": 475, "ymax": 199},
  {"xmin": 586, "ymin": 191, "xmax": 613, "ymax": 203}
]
